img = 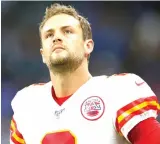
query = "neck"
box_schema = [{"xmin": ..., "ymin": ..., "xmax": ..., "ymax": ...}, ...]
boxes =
[{"xmin": 50, "ymin": 61, "xmax": 92, "ymax": 98}]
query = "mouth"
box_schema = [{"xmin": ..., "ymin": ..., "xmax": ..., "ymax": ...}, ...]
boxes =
[
  {"xmin": 53, "ymin": 45, "xmax": 65, "ymax": 53},
  {"xmin": 53, "ymin": 45, "xmax": 65, "ymax": 52}
]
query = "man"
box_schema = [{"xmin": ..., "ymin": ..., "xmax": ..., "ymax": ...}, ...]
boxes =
[{"xmin": 10, "ymin": 3, "xmax": 160, "ymax": 144}]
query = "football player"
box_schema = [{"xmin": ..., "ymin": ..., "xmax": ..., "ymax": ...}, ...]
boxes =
[{"xmin": 10, "ymin": 3, "xmax": 160, "ymax": 144}]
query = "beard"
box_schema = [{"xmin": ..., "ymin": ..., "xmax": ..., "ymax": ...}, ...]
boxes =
[{"xmin": 48, "ymin": 51, "xmax": 84, "ymax": 75}]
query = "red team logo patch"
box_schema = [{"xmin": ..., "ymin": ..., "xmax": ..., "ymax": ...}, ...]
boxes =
[{"xmin": 81, "ymin": 96, "xmax": 105, "ymax": 121}]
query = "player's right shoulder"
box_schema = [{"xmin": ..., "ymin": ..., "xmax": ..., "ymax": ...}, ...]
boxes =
[
  {"xmin": 16, "ymin": 82, "xmax": 47, "ymax": 95},
  {"xmin": 11, "ymin": 82, "xmax": 51, "ymax": 112}
]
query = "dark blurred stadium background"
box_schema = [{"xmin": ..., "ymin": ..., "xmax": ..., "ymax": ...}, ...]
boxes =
[{"xmin": 1, "ymin": 1, "xmax": 160, "ymax": 144}]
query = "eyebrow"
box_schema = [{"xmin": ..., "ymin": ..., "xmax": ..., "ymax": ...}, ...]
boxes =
[{"xmin": 45, "ymin": 26, "xmax": 73, "ymax": 33}]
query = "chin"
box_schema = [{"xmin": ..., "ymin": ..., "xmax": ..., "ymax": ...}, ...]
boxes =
[{"xmin": 51, "ymin": 57, "xmax": 68, "ymax": 64}]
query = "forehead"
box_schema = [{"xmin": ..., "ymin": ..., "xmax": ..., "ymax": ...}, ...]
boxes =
[{"xmin": 42, "ymin": 14, "xmax": 81, "ymax": 32}]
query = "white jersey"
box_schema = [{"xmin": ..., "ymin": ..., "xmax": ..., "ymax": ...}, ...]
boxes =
[{"xmin": 10, "ymin": 73, "xmax": 159, "ymax": 144}]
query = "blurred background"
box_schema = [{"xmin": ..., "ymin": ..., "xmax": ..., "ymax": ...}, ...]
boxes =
[{"xmin": 1, "ymin": 1, "xmax": 160, "ymax": 143}]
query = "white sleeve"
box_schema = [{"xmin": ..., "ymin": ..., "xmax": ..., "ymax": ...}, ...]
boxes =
[
  {"xmin": 113, "ymin": 73, "xmax": 160, "ymax": 141},
  {"xmin": 10, "ymin": 90, "xmax": 27, "ymax": 144},
  {"xmin": 10, "ymin": 114, "xmax": 25, "ymax": 144}
]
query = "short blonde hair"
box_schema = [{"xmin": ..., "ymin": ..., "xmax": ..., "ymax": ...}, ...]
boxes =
[{"xmin": 39, "ymin": 3, "xmax": 92, "ymax": 41}]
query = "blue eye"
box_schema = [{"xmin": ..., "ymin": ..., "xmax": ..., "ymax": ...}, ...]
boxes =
[
  {"xmin": 64, "ymin": 30, "xmax": 72, "ymax": 34},
  {"xmin": 46, "ymin": 33, "xmax": 53, "ymax": 38}
]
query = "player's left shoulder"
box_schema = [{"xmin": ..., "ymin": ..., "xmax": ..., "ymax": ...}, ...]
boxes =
[
  {"xmin": 112, "ymin": 72, "xmax": 140, "ymax": 79},
  {"xmin": 110, "ymin": 73, "xmax": 145, "ymax": 86},
  {"xmin": 112, "ymin": 73, "xmax": 158, "ymax": 102}
]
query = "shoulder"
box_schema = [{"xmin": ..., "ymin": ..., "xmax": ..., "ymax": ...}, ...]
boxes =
[
  {"xmin": 11, "ymin": 82, "xmax": 51, "ymax": 111},
  {"xmin": 108, "ymin": 73, "xmax": 147, "ymax": 87},
  {"xmin": 110, "ymin": 73, "xmax": 141, "ymax": 81},
  {"xmin": 93, "ymin": 73, "xmax": 144, "ymax": 88},
  {"xmin": 16, "ymin": 82, "xmax": 50, "ymax": 96},
  {"xmin": 109, "ymin": 74, "xmax": 158, "ymax": 139},
  {"xmin": 107, "ymin": 73, "xmax": 157, "ymax": 108}
]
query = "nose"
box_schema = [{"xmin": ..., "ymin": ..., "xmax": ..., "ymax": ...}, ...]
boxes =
[
  {"xmin": 52, "ymin": 36, "xmax": 62, "ymax": 43},
  {"xmin": 53, "ymin": 38, "xmax": 62, "ymax": 43}
]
